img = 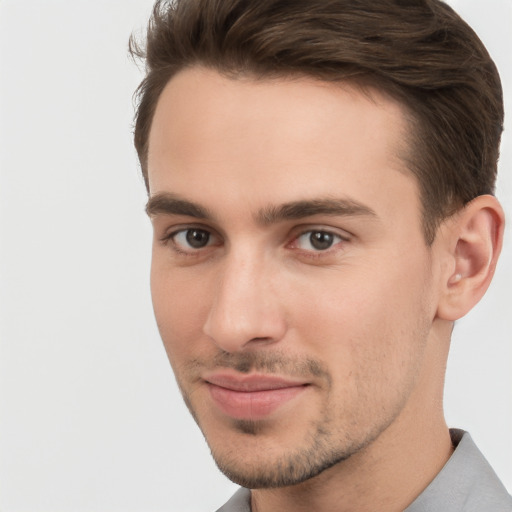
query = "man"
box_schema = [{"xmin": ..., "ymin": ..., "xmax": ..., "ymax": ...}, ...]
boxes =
[{"xmin": 131, "ymin": 0, "xmax": 511, "ymax": 510}]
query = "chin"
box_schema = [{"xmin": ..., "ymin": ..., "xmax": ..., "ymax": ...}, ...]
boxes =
[
  {"xmin": 202, "ymin": 418, "xmax": 364, "ymax": 489},
  {"xmin": 210, "ymin": 437, "xmax": 353, "ymax": 489}
]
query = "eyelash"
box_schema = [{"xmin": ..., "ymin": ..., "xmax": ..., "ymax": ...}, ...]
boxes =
[{"xmin": 160, "ymin": 226, "xmax": 349, "ymax": 259}]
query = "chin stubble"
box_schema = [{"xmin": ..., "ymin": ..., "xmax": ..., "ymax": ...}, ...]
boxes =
[{"xmin": 212, "ymin": 419, "xmax": 361, "ymax": 488}]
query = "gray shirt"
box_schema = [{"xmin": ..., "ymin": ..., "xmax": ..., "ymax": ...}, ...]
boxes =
[{"xmin": 216, "ymin": 430, "xmax": 512, "ymax": 511}]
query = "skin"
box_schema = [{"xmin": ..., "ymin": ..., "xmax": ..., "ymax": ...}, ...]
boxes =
[{"xmin": 146, "ymin": 67, "xmax": 503, "ymax": 511}]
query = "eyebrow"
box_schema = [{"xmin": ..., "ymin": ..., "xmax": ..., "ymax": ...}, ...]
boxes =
[
  {"xmin": 257, "ymin": 198, "xmax": 377, "ymax": 225},
  {"xmin": 146, "ymin": 193, "xmax": 213, "ymax": 219},
  {"xmin": 146, "ymin": 192, "xmax": 377, "ymax": 224}
]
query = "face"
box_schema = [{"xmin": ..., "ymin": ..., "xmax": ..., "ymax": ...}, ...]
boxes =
[{"xmin": 147, "ymin": 67, "xmax": 441, "ymax": 488}]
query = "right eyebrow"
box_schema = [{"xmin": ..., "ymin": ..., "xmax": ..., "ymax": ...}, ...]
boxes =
[
  {"xmin": 145, "ymin": 192, "xmax": 212, "ymax": 219},
  {"xmin": 256, "ymin": 197, "xmax": 377, "ymax": 225}
]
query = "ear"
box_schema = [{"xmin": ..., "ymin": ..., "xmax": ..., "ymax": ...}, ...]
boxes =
[{"xmin": 436, "ymin": 195, "xmax": 505, "ymax": 321}]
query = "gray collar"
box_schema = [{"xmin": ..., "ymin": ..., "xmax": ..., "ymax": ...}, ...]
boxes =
[{"xmin": 405, "ymin": 429, "xmax": 512, "ymax": 511}]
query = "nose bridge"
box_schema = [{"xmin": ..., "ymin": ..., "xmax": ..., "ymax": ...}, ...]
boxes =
[{"xmin": 203, "ymin": 245, "xmax": 286, "ymax": 352}]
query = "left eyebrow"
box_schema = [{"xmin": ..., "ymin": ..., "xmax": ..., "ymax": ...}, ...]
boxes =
[
  {"xmin": 145, "ymin": 192, "xmax": 213, "ymax": 219},
  {"xmin": 256, "ymin": 198, "xmax": 377, "ymax": 225}
]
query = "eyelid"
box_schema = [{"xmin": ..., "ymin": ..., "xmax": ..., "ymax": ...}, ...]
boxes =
[
  {"xmin": 289, "ymin": 224, "xmax": 352, "ymax": 242},
  {"xmin": 159, "ymin": 222, "xmax": 216, "ymax": 241}
]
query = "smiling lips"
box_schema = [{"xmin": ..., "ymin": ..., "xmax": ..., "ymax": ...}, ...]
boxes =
[{"xmin": 204, "ymin": 373, "xmax": 309, "ymax": 420}]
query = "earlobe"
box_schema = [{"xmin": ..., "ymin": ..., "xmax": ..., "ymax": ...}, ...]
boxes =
[{"xmin": 436, "ymin": 195, "xmax": 504, "ymax": 321}]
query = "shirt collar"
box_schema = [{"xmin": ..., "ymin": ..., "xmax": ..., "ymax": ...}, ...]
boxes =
[{"xmin": 405, "ymin": 429, "xmax": 511, "ymax": 511}]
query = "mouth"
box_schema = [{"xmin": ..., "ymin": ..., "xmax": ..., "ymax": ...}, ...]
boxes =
[{"xmin": 203, "ymin": 372, "xmax": 310, "ymax": 420}]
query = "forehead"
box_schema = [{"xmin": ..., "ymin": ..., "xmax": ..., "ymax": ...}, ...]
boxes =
[{"xmin": 147, "ymin": 67, "xmax": 418, "ymax": 224}]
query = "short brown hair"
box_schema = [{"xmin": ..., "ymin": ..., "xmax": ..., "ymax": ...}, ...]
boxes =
[{"xmin": 130, "ymin": 0, "xmax": 503, "ymax": 243}]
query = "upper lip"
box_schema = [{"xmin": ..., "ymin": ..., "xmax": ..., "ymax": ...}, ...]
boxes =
[{"xmin": 203, "ymin": 372, "xmax": 309, "ymax": 392}]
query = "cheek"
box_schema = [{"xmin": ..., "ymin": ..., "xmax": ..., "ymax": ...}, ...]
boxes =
[
  {"xmin": 292, "ymin": 257, "xmax": 433, "ymax": 382},
  {"xmin": 287, "ymin": 264, "xmax": 433, "ymax": 438},
  {"xmin": 150, "ymin": 262, "xmax": 213, "ymax": 365}
]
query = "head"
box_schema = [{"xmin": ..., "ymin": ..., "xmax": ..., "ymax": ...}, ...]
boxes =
[{"xmin": 132, "ymin": 0, "xmax": 505, "ymax": 490}]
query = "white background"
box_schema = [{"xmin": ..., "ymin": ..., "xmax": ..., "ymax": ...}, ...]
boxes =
[{"xmin": 0, "ymin": 1, "xmax": 510, "ymax": 510}]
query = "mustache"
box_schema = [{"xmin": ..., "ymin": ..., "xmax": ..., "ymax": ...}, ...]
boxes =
[{"xmin": 183, "ymin": 350, "xmax": 331, "ymax": 381}]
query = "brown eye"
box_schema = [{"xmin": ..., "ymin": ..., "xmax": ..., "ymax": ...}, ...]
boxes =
[
  {"xmin": 295, "ymin": 230, "xmax": 344, "ymax": 251},
  {"xmin": 309, "ymin": 231, "xmax": 334, "ymax": 250},
  {"xmin": 170, "ymin": 228, "xmax": 214, "ymax": 251},
  {"xmin": 185, "ymin": 229, "xmax": 210, "ymax": 248}
]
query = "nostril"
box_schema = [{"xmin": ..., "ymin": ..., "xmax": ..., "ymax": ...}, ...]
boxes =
[{"xmin": 249, "ymin": 337, "xmax": 273, "ymax": 343}]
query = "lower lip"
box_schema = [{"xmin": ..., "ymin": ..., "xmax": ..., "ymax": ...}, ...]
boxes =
[{"xmin": 207, "ymin": 383, "xmax": 307, "ymax": 420}]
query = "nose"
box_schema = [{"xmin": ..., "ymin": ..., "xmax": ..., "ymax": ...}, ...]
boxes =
[{"xmin": 203, "ymin": 252, "xmax": 287, "ymax": 353}]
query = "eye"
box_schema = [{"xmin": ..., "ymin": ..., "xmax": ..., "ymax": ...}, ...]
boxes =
[
  {"xmin": 294, "ymin": 230, "xmax": 344, "ymax": 251},
  {"xmin": 170, "ymin": 228, "xmax": 216, "ymax": 251}
]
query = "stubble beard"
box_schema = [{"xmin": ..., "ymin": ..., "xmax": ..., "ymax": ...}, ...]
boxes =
[
  {"xmin": 203, "ymin": 399, "xmax": 407, "ymax": 490},
  {"xmin": 210, "ymin": 419, "xmax": 361, "ymax": 489},
  {"xmin": 177, "ymin": 351, "xmax": 399, "ymax": 490}
]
